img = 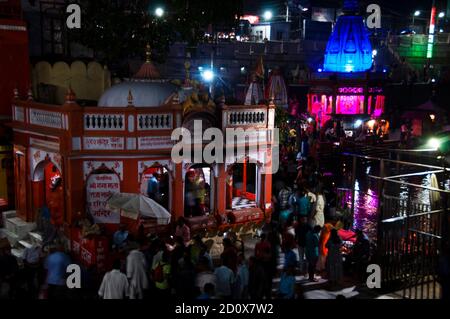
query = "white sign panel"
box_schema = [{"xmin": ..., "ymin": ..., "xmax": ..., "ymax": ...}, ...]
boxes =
[
  {"xmin": 138, "ymin": 136, "xmax": 174, "ymax": 150},
  {"xmin": 86, "ymin": 174, "xmax": 121, "ymax": 224},
  {"xmin": 84, "ymin": 137, "xmax": 125, "ymax": 150}
]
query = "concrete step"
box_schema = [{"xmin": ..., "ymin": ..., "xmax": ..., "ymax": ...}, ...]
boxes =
[
  {"xmin": 1, "ymin": 228, "xmax": 19, "ymax": 246},
  {"xmin": 18, "ymin": 239, "xmax": 34, "ymax": 249},
  {"xmin": 29, "ymin": 231, "xmax": 44, "ymax": 245},
  {"xmin": 11, "ymin": 248, "xmax": 25, "ymax": 259},
  {"xmin": 5, "ymin": 217, "xmax": 36, "ymax": 239},
  {"xmin": 1, "ymin": 210, "xmax": 16, "ymax": 226}
]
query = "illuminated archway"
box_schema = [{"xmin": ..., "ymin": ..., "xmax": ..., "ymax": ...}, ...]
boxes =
[
  {"xmin": 140, "ymin": 164, "xmax": 171, "ymax": 211},
  {"xmin": 32, "ymin": 159, "xmax": 64, "ymax": 226},
  {"xmin": 184, "ymin": 164, "xmax": 213, "ymax": 217},
  {"xmin": 226, "ymin": 158, "xmax": 260, "ymax": 210}
]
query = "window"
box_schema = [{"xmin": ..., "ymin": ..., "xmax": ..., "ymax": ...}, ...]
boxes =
[
  {"xmin": 227, "ymin": 161, "xmax": 258, "ymax": 210},
  {"xmin": 140, "ymin": 165, "xmax": 170, "ymax": 211},
  {"xmin": 184, "ymin": 164, "xmax": 213, "ymax": 217},
  {"xmin": 277, "ymin": 31, "xmax": 283, "ymax": 41},
  {"xmin": 40, "ymin": 1, "xmax": 67, "ymax": 56}
]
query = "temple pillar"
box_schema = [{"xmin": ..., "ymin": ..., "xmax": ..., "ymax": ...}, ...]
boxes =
[
  {"xmin": 172, "ymin": 162, "xmax": 184, "ymax": 221},
  {"xmin": 242, "ymin": 158, "xmax": 247, "ymax": 194},
  {"xmin": 14, "ymin": 146, "xmax": 28, "ymax": 221},
  {"xmin": 364, "ymin": 83, "xmax": 369, "ymax": 115},
  {"xmin": 263, "ymin": 172, "xmax": 273, "ymax": 214},
  {"xmin": 332, "ymin": 88, "xmax": 337, "ymax": 115},
  {"xmin": 64, "ymin": 158, "xmax": 84, "ymax": 226},
  {"xmin": 216, "ymin": 164, "xmax": 227, "ymax": 215}
]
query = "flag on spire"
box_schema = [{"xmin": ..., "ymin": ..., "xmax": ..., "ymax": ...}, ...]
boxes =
[{"xmin": 254, "ymin": 55, "xmax": 265, "ymax": 79}]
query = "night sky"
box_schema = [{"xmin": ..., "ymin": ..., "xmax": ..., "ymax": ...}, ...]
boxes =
[{"xmin": 243, "ymin": 0, "xmax": 449, "ymax": 17}]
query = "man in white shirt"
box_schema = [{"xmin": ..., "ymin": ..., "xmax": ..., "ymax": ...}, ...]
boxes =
[
  {"xmin": 126, "ymin": 244, "xmax": 149, "ymax": 299},
  {"xmin": 98, "ymin": 260, "xmax": 129, "ymax": 299}
]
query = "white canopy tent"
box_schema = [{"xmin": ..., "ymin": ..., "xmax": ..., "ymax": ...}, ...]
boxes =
[{"xmin": 106, "ymin": 193, "xmax": 171, "ymax": 225}]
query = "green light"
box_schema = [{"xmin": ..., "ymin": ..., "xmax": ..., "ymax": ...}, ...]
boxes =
[
  {"xmin": 428, "ymin": 138, "xmax": 441, "ymax": 150},
  {"xmin": 426, "ymin": 41, "xmax": 434, "ymax": 58}
]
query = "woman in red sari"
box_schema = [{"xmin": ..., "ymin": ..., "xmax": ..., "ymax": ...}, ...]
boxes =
[{"xmin": 317, "ymin": 223, "xmax": 333, "ymax": 272}]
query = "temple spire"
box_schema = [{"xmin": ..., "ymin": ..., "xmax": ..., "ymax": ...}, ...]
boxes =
[
  {"xmin": 323, "ymin": 0, "xmax": 372, "ymax": 72},
  {"xmin": 134, "ymin": 43, "xmax": 161, "ymax": 80},
  {"xmin": 27, "ymin": 88, "xmax": 34, "ymax": 101},
  {"xmin": 343, "ymin": 0, "xmax": 359, "ymax": 14},
  {"xmin": 65, "ymin": 87, "xmax": 76, "ymax": 103},
  {"xmin": 127, "ymin": 89, "xmax": 134, "ymax": 107},
  {"xmin": 145, "ymin": 43, "xmax": 152, "ymax": 63}
]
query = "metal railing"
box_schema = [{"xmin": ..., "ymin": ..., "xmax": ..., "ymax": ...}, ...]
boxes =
[{"xmin": 342, "ymin": 149, "xmax": 449, "ymax": 299}]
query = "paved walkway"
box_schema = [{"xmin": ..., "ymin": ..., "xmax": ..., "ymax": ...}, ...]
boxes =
[{"xmin": 241, "ymin": 235, "xmax": 402, "ymax": 299}]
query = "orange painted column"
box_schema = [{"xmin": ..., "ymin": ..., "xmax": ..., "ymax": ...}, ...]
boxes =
[
  {"xmin": 172, "ymin": 163, "xmax": 184, "ymax": 220},
  {"xmin": 242, "ymin": 158, "xmax": 247, "ymax": 195},
  {"xmin": 216, "ymin": 164, "xmax": 227, "ymax": 215},
  {"xmin": 65, "ymin": 158, "xmax": 84, "ymax": 226},
  {"xmin": 263, "ymin": 171, "xmax": 273, "ymax": 214}
]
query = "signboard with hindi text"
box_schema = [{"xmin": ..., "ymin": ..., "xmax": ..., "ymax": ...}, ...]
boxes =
[
  {"xmin": 138, "ymin": 136, "xmax": 174, "ymax": 150},
  {"xmin": 86, "ymin": 174, "xmax": 120, "ymax": 224},
  {"xmin": 83, "ymin": 137, "xmax": 124, "ymax": 150}
]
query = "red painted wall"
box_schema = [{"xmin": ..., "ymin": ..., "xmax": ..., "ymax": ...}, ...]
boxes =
[{"xmin": 0, "ymin": 18, "xmax": 30, "ymax": 118}]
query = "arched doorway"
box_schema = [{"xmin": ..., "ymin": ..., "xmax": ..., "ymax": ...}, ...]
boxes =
[
  {"xmin": 226, "ymin": 159, "xmax": 259, "ymax": 210},
  {"xmin": 140, "ymin": 165, "xmax": 170, "ymax": 211},
  {"xmin": 32, "ymin": 159, "xmax": 64, "ymax": 226},
  {"xmin": 184, "ymin": 164, "xmax": 213, "ymax": 217}
]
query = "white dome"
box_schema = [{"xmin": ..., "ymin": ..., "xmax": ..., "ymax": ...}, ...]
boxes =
[{"xmin": 98, "ymin": 81, "xmax": 177, "ymax": 107}]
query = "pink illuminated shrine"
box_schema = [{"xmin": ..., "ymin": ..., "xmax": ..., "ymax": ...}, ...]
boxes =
[{"xmin": 307, "ymin": 78, "xmax": 385, "ymax": 127}]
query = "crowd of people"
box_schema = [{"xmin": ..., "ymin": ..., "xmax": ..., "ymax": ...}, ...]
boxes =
[{"xmin": 0, "ymin": 124, "xmax": 375, "ymax": 300}]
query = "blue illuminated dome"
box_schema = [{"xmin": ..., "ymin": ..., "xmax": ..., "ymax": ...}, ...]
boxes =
[{"xmin": 323, "ymin": 0, "xmax": 373, "ymax": 73}]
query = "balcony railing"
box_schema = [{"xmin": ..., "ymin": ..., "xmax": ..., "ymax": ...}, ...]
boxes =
[
  {"xmin": 137, "ymin": 113, "xmax": 173, "ymax": 130},
  {"xmin": 29, "ymin": 108, "xmax": 65, "ymax": 129},
  {"xmin": 11, "ymin": 99, "xmax": 179, "ymax": 137},
  {"xmin": 84, "ymin": 113, "xmax": 125, "ymax": 131},
  {"xmin": 13, "ymin": 105, "xmax": 25, "ymax": 122},
  {"xmin": 223, "ymin": 106, "xmax": 269, "ymax": 128},
  {"xmin": 228, "ymin": 110, "xmax": 266, "ymax": 126},
  {"xmin": 11, "ymin": 98, "xmax": 274, "ymax": 152}
]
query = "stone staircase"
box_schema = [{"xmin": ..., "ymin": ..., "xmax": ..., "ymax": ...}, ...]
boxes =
[{"xmin": 0, "ymin": 211, "xmax": 43, "ymax": 261}]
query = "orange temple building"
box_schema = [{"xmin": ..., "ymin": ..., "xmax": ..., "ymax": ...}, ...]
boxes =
[
  {"xmin": 0, "ymin": 0, "xmax": 30, "ymax": 211},
  {"xmin": 7, "ymin": 57, "xmax": 276, "ymax": 250}
]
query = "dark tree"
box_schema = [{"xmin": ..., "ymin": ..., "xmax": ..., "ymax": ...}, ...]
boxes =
[{"xmin": 72, "ymin": 0, "xmax": 243, "ymax": 73}]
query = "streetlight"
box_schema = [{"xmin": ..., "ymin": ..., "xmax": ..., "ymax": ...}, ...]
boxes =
[
  {"xmin": 428, "ymin": 137, "xmax": 441, "ymax": 150},
  {"xmin": 263, "ymin": 10, "xmax": 273, "ymax": 21},
  {"xmin": 155, "ymin": 7, "xmax": 164, "ymax": 17},
  {"xmin": 200, "ymin": 69, "xmax": 215, "ymax": 94},
  {"xmin": 201, "ymin": 69, "xmax": 215, "ymax": 82},
  {"xmin": 412, "ymin": 10, "xmax": 421, "ymax": 29},
  {"xmin": 438, "ymin": 12, "xmax": 445, "ymax": 18}
]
